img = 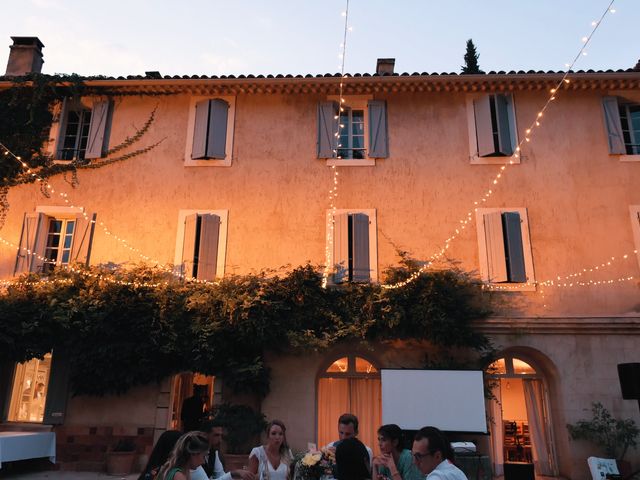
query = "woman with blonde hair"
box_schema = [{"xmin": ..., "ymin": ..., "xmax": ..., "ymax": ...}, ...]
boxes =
[
  {"xmin": 156, "ymin": 431, "xmax": 210, "ymax": 480},
  {"xmin": 249, "ymin": 419, "xmax": 293, "ymax": 480}
]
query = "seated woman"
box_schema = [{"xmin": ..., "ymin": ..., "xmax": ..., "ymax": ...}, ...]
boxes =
[
  {"xmin": 335, "ymin": 437, "xmax": 371, "ymax": 480},
  {"xmin": 138, "ymin": 430, "xmax": 183, "ymax": 480},
  {"xmin": 373, "ymin": 424, "xmax": 422, "ymax": 480},
  {"xmin": 249, "ymin": 420, "xmax": 293, "ymax": 480},
  {"xmin": 156, "ymin": 431, "xmax": 210, "ymax": 480}
]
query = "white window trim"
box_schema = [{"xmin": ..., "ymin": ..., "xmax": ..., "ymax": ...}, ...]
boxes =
[
  {"xmin": 173, "ymin": 209, "xmax": 228, "ymax": 279},
  {"xmin": 35, "ymin": 206, "xmax": 83, "ymax": 217},
  {"xmin": 326, "ymin": 208, "xmax": 378, "ymax": 282},
  {"xmin": 465, "ymin": 94, "xmax": 521, "ymax": 165},
  {"xmin": 46, "ymin": 97, "xmax": 103, "ymax": 163},
  {"xmin": 326, "ymin": 95, "xmax": 375, "ymax": 167},
  {"xmin": 475, "ymin": 207, "xmax": 536, "ymax": 291},
  {"xmin": 184, "ymin": 96, "xmax": 236, "ymax": 167},
  {"xmin": 629, "ymin": 205, "xmax": 640, "ymax": 269}
]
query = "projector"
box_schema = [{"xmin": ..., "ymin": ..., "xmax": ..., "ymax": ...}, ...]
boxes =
[{"xmin": 451, "ymin": 441, "xmax": 476, "ymax": 454}]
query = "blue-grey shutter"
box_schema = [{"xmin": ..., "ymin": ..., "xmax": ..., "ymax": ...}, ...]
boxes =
[
  {"xmin": 483, "ymin": 212, "xmax": 508, "ymax": 283},
  {"xmin": 192, "ymin": 100, "xmax": 210, "ymax": 160},
  {"xmin": 14, "ymin": 212, "xmax": 47, "ymax": 275},
  {"xmin": 351, "ymin": 213, "xmax": 371, "ymax": 282},
  {"xmin": 181, "ymin": 214, "xmax": 198, "ymax": 278},
  {"xmin": 56, "ymin": 98, "xmax": 69, "ymax": 159},
  {"xmin": 206, "ymin": 99, "xmax": 229, "ymax": 159},
  {"xmin": 70, "ymin": 212, "xmax": 97, "ymax": 265},
  {"xmin": 85, "ymin": 100, "xmax": 112, "ymax": 159},
  {"xmin": 502, "ymin": 212, "xmax": 526, "ymax": 283},
  {"xmin": 332, "ymin": 213, "xmax": 349, "ymax": 283},
  {"xmin": 368, "ymin": 100, "xmax": 389, "ymax": 158},
  {"xmin": 495, "ymin": 94, "xmax": 515, "ymax": 156},
  {"xmin": 602, "ymin": 96, "xmax": 626, "ymax": 154},
  {"xmin": 473, "ymin": 96, "xmax": 495, "ymax": 157},
  {"xmin": 196, "ymin": 214, "xmax": 220, "ymax": 281},
  {"xmin": 43, "ymin": 349, "xmax": 71, "ymax": 425},
  {"xmin": 318, "ymin": 101, "xmax": 339, "ymax": 158}
]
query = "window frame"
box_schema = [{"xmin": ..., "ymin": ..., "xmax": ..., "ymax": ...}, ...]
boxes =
[
  {"xmin": 603, "ymin": 92, "xmax": 640, "ymax": 162},
  {"xmin": 173, "ymin": 209, "xmax": 228, "ymax": 279},
  {"xmin": 326, "ymin": 208, "xmax": 378, "ymax": 283},
  {"xmin": 41, "ymin": 217, "xmax": 76, "ymax": 273},
  {"xmin": 475, "ymin": 207, "xmax": 536, "ymax": 291},
  {"xmin": 326, "ymin": 95, "xmax": 375, "ymax": 167},
  {"xmin": 466, "ymin": 93, "xmax": 520, "ymax": 165},
  {"xmin": 184, "ymin": 96, "xmax": 236, "ymax": 167}
]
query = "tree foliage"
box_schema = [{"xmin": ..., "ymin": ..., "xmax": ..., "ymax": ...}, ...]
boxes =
[
  {"xmin": 0, "ymin": 262, "xmax": 496, "ymax": 397},
  {"xmin": 461, "ymin": 39, "xmax": 484, "ymax": 74}
]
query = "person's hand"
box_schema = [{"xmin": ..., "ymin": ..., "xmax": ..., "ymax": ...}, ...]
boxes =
[{"xmin": 232, "ymin": 470, "xmax": 256, "ymax": 480}]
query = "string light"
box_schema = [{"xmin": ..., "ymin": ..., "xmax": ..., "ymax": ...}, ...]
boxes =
[{"xmin": 382, "ymin": 0, "xmax": 618, "ymax": 290}]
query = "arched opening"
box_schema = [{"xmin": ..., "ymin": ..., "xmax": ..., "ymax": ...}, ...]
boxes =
[
  {"xmin": 317, "ymin": 355, "xmax": 381, "ymax": 454},
  {"xmin": 487, "ymin": 354, "xmax": 557, "ymax": 478}
]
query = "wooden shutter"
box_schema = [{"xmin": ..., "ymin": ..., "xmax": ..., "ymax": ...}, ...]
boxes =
[
  {"xmin": 602, "ymin": 96, "xmax": 626, "ymax": 154},
  {"xmin": 85, "ymin": 100, "xmax": 112, "ymax": 159},
  {"xmin": 206, "ymin": 99, "xmax": 229, "ymax": 159},
  {"xmin": 351, "ymin": 213, "xmax": 371, "ymax": 282},
  {"xmin": 368, "ymin": 100, "xmax": 389, "ymax": 158},
  {"xmin": 43, "ymin": 349, "xmax": 71, "ymax": 425},
  {"xmin": 502, "ymin": 212, "xmax": 527, "ymax": 283},
  {"xmin": 192, "ymin": 100, "xmax": 210, "ymax": 159},
  {"xmin": 14, "ymin": 212, "xmax": 46, "ymax": 275},
  {"xmin": 473, "ymin": 95, "xmax": 495, "ymax": 157},
  {"xmin": 318, "ymin": 101, "xmax": 339, "ymax": 158},
  {"xmin": 483, "ymin": 212, "xmax": 508, "ymax": 283},
  {"xmin": 70, "ymin": 212, "xmax": 97, "ymax": 265},
  {"xmin": 332, "ymin": 213, "xmax": 349, "ymax": 283},
  {"xmin": 196, "ymin": 214, "xmax": 221, "ymax": 281},
  {"xmin": 55, "ymin": 98, "xmax": 69, "ymax": 159},
  {"xmin": 181, "ymin": 214, "xmax": 199, "ymax": 278},
  {"xmin": 495, "ymin": 94, "xmax": 515, "ymax": 156}
]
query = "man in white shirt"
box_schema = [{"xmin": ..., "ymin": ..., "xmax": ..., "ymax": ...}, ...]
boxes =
[
  {"xmin": 412, "ymin": 427, "xmax": 467, "ymax": 480},
  {"xmin": 191, "ymin": 420, "xmax": 255, "ymax": 480},
  {"xmin": 325, "ymin": 413, "xmax": 373, "ymax": 467}
]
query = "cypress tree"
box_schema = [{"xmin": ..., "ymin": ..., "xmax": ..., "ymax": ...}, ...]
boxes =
[{"xmin": 462, "ymin": 39, "xmax": 484, "ymax": 74}]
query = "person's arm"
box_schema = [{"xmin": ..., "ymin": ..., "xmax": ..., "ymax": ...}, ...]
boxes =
[{"xmin": 248, "ymin": 449, "xmax": 259, "ymax": 475}]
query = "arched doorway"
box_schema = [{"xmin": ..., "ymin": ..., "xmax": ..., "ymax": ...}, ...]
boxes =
[
  {"xmin": 487, "ymin": 354, "xmax": 557, "ymax": 477},
  {"xmin": 317, "ymin": 355, "xmax": 381, "ymax": 454}
]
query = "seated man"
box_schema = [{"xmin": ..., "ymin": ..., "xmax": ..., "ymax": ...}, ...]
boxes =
[
  {"xmin": 325, "ymin": 413, "xmax": 373, "ymax": 468},
  {"xmin": 191, "ymin": 419, "xmax": 255, "ymax": 480},
  {"xmin": 412, "ymin": 427, "xmax": 467, "ymax": 480}
]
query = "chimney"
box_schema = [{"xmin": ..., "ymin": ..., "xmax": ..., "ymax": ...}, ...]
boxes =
[
  {"xmin": 376, "ymin": 58, "xmax": 395, "ymax": 75},
  {"xmin": 5, "ymin": 36, "xmax": 44, "ymax": 76},
  {"xmin": 634, "ymin": 59, "xmax": 640, "ymax": 71}
]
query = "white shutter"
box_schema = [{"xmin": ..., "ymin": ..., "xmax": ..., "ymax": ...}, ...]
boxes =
[
  {"xmin": 70, "ymin": 212, "xmax": 97, "ymax": 265},
  {"xmin": 192, "ymin": 100, "xmax": 210, "ymax": 160},
  {"xmin": 483, "ymin": 212, "xmax": 508, "ymax": 283},
  {"xmin": 181, "ymin": 214, "xmax": 199, "ymax": 278},
  {"xmin": 332, "ymin": 213, "xmax": 349, "ymax": 283},
  {"xmin": 196, "ymin": 214, "xmax": 221, "ymax": 281},
  {"xmin": 14, "ymin": 212, "xmax": 46, "ymax": 275},
  {"xmin": 473, "ymin": 95, "xmax": 495, "ymax": 157},
  {"xmin": 601, "ymin": 96, "xmax": 626, "ymax": 154},
  {"xmin": 85, "ymin": 100, "xmax": 112, "ymax": 159}
]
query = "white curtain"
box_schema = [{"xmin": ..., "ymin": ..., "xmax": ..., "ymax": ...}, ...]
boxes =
[
  {"xmin": 489, "ymin": 381, "xmax": 504, "ymax": 477},
  {"xmin": 523, "ymin": 379, "xmax": 554, "ymax": 476}
]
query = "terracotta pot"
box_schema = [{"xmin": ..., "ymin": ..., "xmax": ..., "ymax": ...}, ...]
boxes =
[
  {"xmin": 224, "ymin": 453, "xmax": 250, "ymax": 472},
  {"xmin": 106, "ymin": 451, "xmax": 136, "ymax": 476}
]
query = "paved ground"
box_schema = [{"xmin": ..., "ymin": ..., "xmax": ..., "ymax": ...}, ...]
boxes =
[{"xmin": 0, "ymin": 471, "xmax": 139, "ymax": 479}]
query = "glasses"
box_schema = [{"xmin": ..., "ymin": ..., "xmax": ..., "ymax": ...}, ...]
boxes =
[{"xmin": 413, "ymin": 451, "xmax": 431, "ymax": 463}]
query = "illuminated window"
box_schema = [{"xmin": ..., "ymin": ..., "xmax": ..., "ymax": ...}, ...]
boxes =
[
  {"xmin": 7, "ymin": 354, "xmax": 52, "ymax": 423},
  {"xmin": 488, "ymin": 355, "xmax": 537, "ymax": 377}
]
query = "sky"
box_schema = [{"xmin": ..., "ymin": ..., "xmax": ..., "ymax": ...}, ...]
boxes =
[{"xmin": 0, "ymin": 0, "xmax": 639, "ymax": 78}]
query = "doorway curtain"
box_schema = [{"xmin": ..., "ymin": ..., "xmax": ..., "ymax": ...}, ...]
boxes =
[
  {"xmin": 523, "ymin": 379, "xmax": 554, "ymax": 476},
  {"xmin": 489, "ymin": 382, "xmax": 504, "ymax": 477}
]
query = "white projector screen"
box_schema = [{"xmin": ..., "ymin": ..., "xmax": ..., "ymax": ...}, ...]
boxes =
[{"xmin": 381, "ymin": 369, "xmax": 487, "ymax": 433}]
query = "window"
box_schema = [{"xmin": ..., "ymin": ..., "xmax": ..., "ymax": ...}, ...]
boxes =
[
  {"xmin": 14, "ymin": 207, "xmax": 97, "ymax": 276},
  {"xmin": 467, "ymin": 93, "xmax": 519, "ymax": 164},
  {"xmin": 174, "ymin": 209, "xmax": 228, "ymax": 280},
  {"xmin": 602, "ymin": 96, "xmax": 640, "ymax": 158},
  {"xmin": 55, "ymin": 98, "xmax": 112, "ymax": 161},
  {"xmin": 317, "ymin": 96, "xmax": 388, "ymax": 166},
  {"xmin": 317, "ymin": 354, "xmax": 381, "ymax": 455},
  {"xmin": 630, "ymin": 206, "xmax": 640, "ymax": 269},
  {"xmin": 184, "ymin": 96, "xmax": 236, "ymax": 167},
  {"xmin": 328, "ymin": 209, "xmax": 378, "ymax": 283},
  {"xmin": 475, "ymin": 208, "xmax": 535, "ymax": 290}
]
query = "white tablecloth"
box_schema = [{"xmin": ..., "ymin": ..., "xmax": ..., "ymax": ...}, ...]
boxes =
[{"xmin": 0, "ymin": 431, "xmax": 56, "ymax": 468}]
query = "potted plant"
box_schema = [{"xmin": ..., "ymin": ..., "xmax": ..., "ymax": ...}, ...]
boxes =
[
  {"xmin": 212, "ymin": 403, "xmax": 267, "ymax": 470},
  {"xmin": 106, "ymin": 438, "xmax": 137, "ymax": 476},
  {"xmin": 567, "ymin": 402, "xmax": 639, "ymax": 477}
]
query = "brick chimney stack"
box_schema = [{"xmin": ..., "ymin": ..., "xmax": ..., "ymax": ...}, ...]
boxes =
[
  {"xmin": 5, "ymin": 36, "xmax": 44, "ymax": 76},
  {"xmin": 634, "ymin": 58, "xmax": 640, "ymax": 71},
  {"xmin": 376, "ymin": 58, "xmax": 395, "ymax": 75}
]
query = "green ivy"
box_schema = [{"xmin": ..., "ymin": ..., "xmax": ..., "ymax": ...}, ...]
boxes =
[{"xmin": 0, "ymin": 262, "xmax": 496, "ymax": 397}]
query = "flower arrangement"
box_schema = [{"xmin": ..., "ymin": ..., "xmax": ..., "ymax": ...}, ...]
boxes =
[{"xmin": 294, "ymin": 447, "xmax": 336, "ymax": 480}]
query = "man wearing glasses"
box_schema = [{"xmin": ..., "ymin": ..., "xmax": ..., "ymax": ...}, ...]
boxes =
[{"xmin": 412, "ymin": 427, "xmax": 467, "ymax": 480}]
